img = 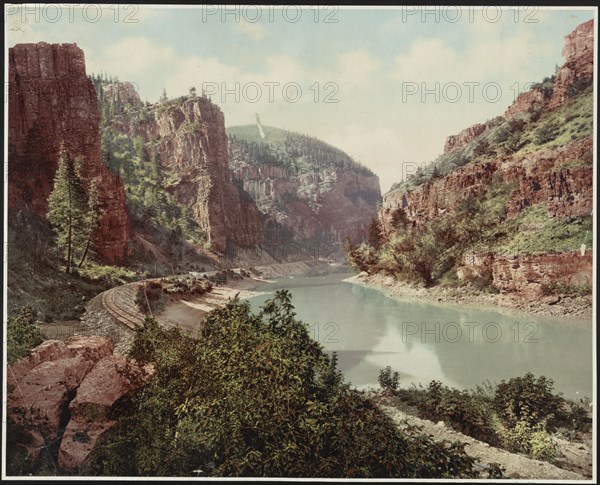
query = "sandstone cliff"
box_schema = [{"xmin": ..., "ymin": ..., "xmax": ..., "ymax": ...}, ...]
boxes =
[
  {"xmin": 371, "ymin": 20, "xmax": 594, "ymax": 300},
  {"xmin": 228, "ymin": 126, "xmax": 382, "ymax": 245},
  {"xmin": 153, "ymin": 99, "xmax": 263, "ymax": 252},
  {"xmin": 95, "ymin": 81, "xmax": 263, "ymax": 254},
  {"xmin": 8, "ymin": 43, "xmax": 131, "ymax": 263}
]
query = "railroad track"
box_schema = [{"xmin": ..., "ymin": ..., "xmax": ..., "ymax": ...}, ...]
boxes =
[{"xmin": 101, "ymin": 283, "xmax": 146, "ymax": 330}]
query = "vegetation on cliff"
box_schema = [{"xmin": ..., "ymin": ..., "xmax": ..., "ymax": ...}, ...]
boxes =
[
  {"xmin": 228, "ymin": 125, "xmax": 376, "ymax": 178},
  {"xmin": 90, "ymin": 74, "xmax": 210, "ymax": 251},
  {"xmin": 346, "ymin": 172, "xmax": 515, "ymax": 288},
  {"xmin": 389, "ymin": 82, "xmax": 593, "ymax": 195},
  {"xmin": 348, "ymin": 73, "xmax": 593, "ymax": 292},
  {"xmin": 87, "ymin": 292, "xmax": 478, "ymax": 478}
]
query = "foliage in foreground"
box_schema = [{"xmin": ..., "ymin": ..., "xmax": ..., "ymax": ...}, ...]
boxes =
[
  {"xmin": 88, "ymin": 292, "xmax": 477, "ymax": 478},
  {"xmin": 7, "ymin": 307, "xmax": 45, "ymax": 363},
  {"xmin": 388, "ymin": 369, "xmax": 591, "ymax": 462}
]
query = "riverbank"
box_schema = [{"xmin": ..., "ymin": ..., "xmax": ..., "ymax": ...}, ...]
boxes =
[
  {"xmin": 157, "ymin": 260, "xmax": 323, "ymax": 335},
  {"xmin": 347, "ymin": 273, "xmax": 593, "ymax": 320}
]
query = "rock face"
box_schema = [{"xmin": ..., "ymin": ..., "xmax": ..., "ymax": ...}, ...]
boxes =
[
  {"xmin": 504, "ymin": 89, "xmax": 546, "ymax": 118},
  {"xmin": 6, "ymin": 336, "xmax": 152, "ymax": 472},
  {"xmin": 458, "ymin": 251, "xmax": 592, "ymax": 298},
  {"xmin": 378, "ymin": 21, "xmax": 593, "ymax": 300},
  {"xmin": 8, "ymin": 43, "xmax": 131, "ymax": 263},
  {"xmin": 229, "ymin": 131, "xmax": 382, "ymax": 245},
  {"xmin": 153, "ymin": 99, "xmax": 263, "ymax": 252},
  {"xmin": 548, "ymin": 19, "xmax": 594, "ymax": 110},
  {"xmin": 504, "ymin": 19, "xmax": 594, "ymax": 117},
  {"xmin": 381, "ymin": 138, "xmax": 592, "ymax": 233},
  {"xmin": 444, "ymin": 122, "xmax": 490, "ymax": 154}
]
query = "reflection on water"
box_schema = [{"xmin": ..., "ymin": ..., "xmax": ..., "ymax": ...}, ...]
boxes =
[{"xmin": 246, "ymin": 273, "xmax": 593, "ymax": 398}]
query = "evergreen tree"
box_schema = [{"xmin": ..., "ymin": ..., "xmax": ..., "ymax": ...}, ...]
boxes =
[
  {"xmin": 47, "ymin": 149, "xmax": 88, "ymax": 273},
  {"xmin": 78, "ymin": 178, "xmax": 102, "ymax": 268},
  {"xmin": 367, "ymin": 218, "xmax": 384, "ymax": 250},
  {"xmin": 159, "ymin": 88, "xmax": 168, "ymax": 103}
]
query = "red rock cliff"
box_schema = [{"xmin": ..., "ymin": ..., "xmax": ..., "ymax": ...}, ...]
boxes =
[
  {"xmin": 152, "ymin": 98, "xmax": 263, "ymax": 252},
  {"xmin": 8, "ymin": 43, "xmax": 131, "ymax": 263},
  {"xmin": 548, "ymin": 18, "xmax": 594, "ymax": 110},
  {"xmin": 504, "ymin": 19, "xmax": 594, "ymax": 117}
]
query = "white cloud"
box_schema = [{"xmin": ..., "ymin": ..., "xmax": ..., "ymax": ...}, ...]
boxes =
[
  {"xmin": 235, "ymin": 21, "xmax": 267, "ymax": 41},
  {"xmin": 337, "ymin": 48, "xmax": 381, "ymax": 87},
  {"xmin": 88, "ymin": 36, "xmax": 174, "ymax": 80}
]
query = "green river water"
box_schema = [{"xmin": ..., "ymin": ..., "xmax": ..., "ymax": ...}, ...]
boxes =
[{"xmin": 246, "ymin": 273, "xmax": 593, "ymax": 399}]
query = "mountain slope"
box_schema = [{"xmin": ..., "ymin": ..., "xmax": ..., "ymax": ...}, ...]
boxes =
[
  {"xmin": 227, "ymin": 125, "xmax": 382, "ymax": 246},
  {"xmin": 347, "ymin": 19, "xmax": 594, "ymax": 304}
]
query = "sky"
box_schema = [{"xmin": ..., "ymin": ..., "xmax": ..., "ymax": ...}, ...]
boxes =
[{"xmin": 5, "ymin": 5, "xmax": 596, "ymax": 192}]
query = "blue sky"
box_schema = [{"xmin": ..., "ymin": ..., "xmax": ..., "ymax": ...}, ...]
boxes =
[{"xmin": 6, "ymin": 6, "xmax": 596, "ymax": 192}]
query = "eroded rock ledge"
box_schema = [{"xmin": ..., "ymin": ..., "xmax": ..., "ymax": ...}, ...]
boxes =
[{"xmin": 7, "ymin": 335, "xmax": 153, "ymax": 472}]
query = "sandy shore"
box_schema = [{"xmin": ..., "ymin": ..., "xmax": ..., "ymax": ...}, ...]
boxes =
[
  {"xmin": 158, "ymin": 277, "xmax": 265, "ymax": 335},
  {"xmin": 346, "ymin": 273, "xmax": 593, "ymax": 320},
  {"xmin": 157, "ymin": 260, "xmax": 321, "ymax": 335}
]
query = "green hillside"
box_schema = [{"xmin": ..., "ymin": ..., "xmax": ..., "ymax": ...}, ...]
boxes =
[
  {"xmin": 388, "ymin": 81, "xmax": 593, "ymax": 196},
  {"xmin": 227, "ymin": 125, "xmax": 375, "ymax": 177}
]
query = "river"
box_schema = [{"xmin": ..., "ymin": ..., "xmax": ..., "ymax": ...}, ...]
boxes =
[{"xmin": 245, "ymin": 273, "xmax": 593, "ymax": 399}]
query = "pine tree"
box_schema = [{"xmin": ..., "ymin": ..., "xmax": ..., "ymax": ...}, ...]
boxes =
[
  {"xmin": 78, "ymin": 178, "xmax": 102, "ymax": 268},
  {"xmin": 367, "ymin": 218, "xmax": 383, "ymax": 250},
  {"xmin": 47, "ymin": 149, "xmax": 88, "ymax": 273}
]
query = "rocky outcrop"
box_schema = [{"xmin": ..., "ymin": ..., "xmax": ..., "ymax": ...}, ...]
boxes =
[
  {"xmin": 504, "ymin": 137, "xmax": 593, "ymax": 218},
  {"xmin": 229, "ymin": 135, "xmax": 381, "ymax": 245},
  {"xmin": 504, "ymin": 19, "xmax": 594, "ymax": 117},
  {"xmin": 444, "ymin": 122, "xmax": 490, "ymax": 154},
  {"xmin": 58, "ymin": 354, "xmax": 153, "ymax": 469},
  {"xmin": 102, "ymin": 81, "xmax": 141, "ymax": 108},
  {"xmin": 458, "ymin": 251, "xmax": 592, "ymax": 298},
  {"xmin": 152, "ymin": 99, "xmax": 263, "ymax": 252},
  {"xmin": 8, "ymin": 43, "xmax": 131, "ymax": 263},
  {"xmin": 377, "ymin": 21, "xmax": 594, "ymax": 301},
  {"xmin": 7, "ymin": 336, "xmax": 152, "ymax": 472},
  {"xmin": 380, "ymin": 137, "xmax": 593, "ymax": 234},
  {"xmin": 548, "ymin": 19, "xmax": 594, "ymax": 110},
  {"xmin": 504, "ymin": 89, "xmax": 546, "ymax": 118}
]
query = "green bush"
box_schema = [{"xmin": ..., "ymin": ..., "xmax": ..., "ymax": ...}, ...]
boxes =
[
  {"xmin": 541, "ymin": 282, "xmax": 592, "ymax": 297},
  {"xmin": 378, "ymin": 366, "xmax": 400, "ymax": 392},
  {"xmin": 496, "ymin": 418, "xmax": 558, "ymax": 461},
  {"xmin": 7, "ymin": 307, "xmax": 45, "ymax": 363},
  {"xmin": 135, "ymin": 281, "xmax": 165, "ymax": 315},
  {"xmin": 87, "ymin": 293, "xmax": 477, "ymax": 478},
  {"xmin": 535, "ymin": 120, "xmax": 560, "ymax": 144},
  {"xmin": 494, "ymin": 373, "xmax": 562, "ymax": 429},
  {"xmin": 417, "ymin": 381, "xmax": 498, "ymax": 446}
]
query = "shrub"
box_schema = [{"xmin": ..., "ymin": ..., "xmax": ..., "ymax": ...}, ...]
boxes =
[
  {"xmin": 417, "ymin": 381, "xmax": 498, "ymax": 445},
  {"xmin": 494, "ymin": 373, "xmax": 562, "ymax": 429},
  {"xmin": 135, "ymin": 281, "xmax": 165, "ymax": 315},
  {"xmin": 496, "ymin": 418, "xmax": 558, "ymax": 461},
  {"xmin": 535, "ymin": 120, "xmax": 560, "ymax": 144},
  {"xmin": 7, "ymin": 307, "xmax": 45, "ymax": 363},
  {"xmin": 378, "ymin": 366, "xmax": 400, "ymax": 392},
  {"xmin": 87, "ymin": 293, "xmax": 477, "ymax": 478}
]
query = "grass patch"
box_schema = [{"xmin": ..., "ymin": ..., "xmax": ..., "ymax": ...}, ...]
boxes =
[
  {"xmin": 494, "ymin": 204, "xmax": 592, "ymax": 255},
  {"xmin": 78, "ymin": 262, "xmax": 138, "ymax": 286}
]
